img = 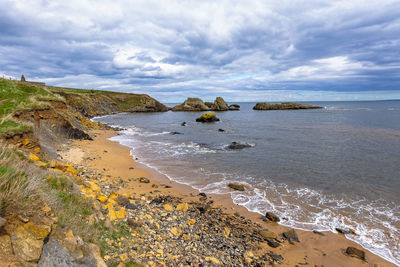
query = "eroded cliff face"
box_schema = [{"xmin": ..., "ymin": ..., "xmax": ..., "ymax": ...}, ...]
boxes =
[{"xmin": 3, "ymin": 82, "xmax": 168, "ymax": 156}]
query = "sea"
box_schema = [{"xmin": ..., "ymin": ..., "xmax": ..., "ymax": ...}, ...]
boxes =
[{"xmin": 93, "ymin": 100, "xmax": 400, "ymax": 265}]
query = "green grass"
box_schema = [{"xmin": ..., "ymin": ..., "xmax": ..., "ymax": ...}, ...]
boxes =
[{"xmin": 0, "ymin": 119, "xmax": 33, "ymax": 138}]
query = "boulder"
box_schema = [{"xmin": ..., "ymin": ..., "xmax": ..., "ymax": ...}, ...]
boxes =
[
  {"xmin": 11, "ymin": 222, "xmax": 50, "ymax": 262},
  {"xmin": 139, "ymin": 177, "xmax": 150, "ymax": 183},
  {"xmin": 212, "ymin": 97, "xmax": 229, "ymax": 111},
  {"xmin": 265, "ymin": 212, "xmax": 280, "ymax": 222},
  {"xmin": 336, "ymin": 228, "xmax": 356, "ymax": 235},
  {"xmin": 196, "ymin": 113, "xmax": 220, "ymax": 122},
  {"xmin": 253, "ymin": 102, "xmax": 323, "ymax": 110},
  {"xmin": 227, "ymin": 183, "xmax": 246, "ymax": 191},
  {"xmin": 172, "ymin": 98, "xmax": 211, "ymax": 111},
  {"xmin": 228, "ymin": 104, "xmax": 240, "ymax": 110},
  {"xmin": 266, "ymin": 239, "xmax": 280, "ymax": 248},
  {"xmin": 117, "ymin": 195, "xmax": 130, "ymax": 207},
  {"xmin": 282, "ymin": 229, "xmax": 299, "ymax": 244},
  {"xmin": 259, "ymin": 230, "xmax": 277, "ymax": 240},
  {"xmin": 227, "ymin": 142, "xmax": 252, "ymax": 150},
  {"xmin": 345, "ymin": 247, "xmax": 366, "ymax": 261},
  {"xmin": 38, "ymin": 235, "xmax": 106, "ymax": 267}
]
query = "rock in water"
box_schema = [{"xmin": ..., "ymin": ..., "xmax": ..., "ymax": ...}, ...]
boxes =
[
  {"xmin": 172, "ymin": 98, "xmax": 211, "ymax": 111},
  {"xmin": 345, "ymin": 247, "xmax": 366, "ymax": 261},
  {"xmin": 212, "ymin": 97, "xmax": 229, "ymax": 111},
  {"xmin": 227, "ymin": 142, "xmax": 252, "ymax": 150},
  {"xmin": 253, "ymin": 102, "xmax": 323, "ymax": 110},
  {"xmin": 283, "ymin": 229, "xmax": 299, "ymax": 244},
  {"xmin": 204, "ymin": 102, "xmax": 213, "ymax": 108},
  {"xmin": 228, "ymin": 104, "xmax": 240, "ymax": 110},
  {"xmin": 336, "ymin": 228, "xmax": 353, "ymax": 235},
  {"xmin": 227, "ymin": 183, "xmax": 246, "ymax": 191},
  {"xmin": 196, "ymin": 113, "xmax": 220, "ymax": 122},
  {"xmin": 265, "ymin": 212, "xmax": 280, "ymax": 222},
  {"xmin": 181, "ymin": 122, "xmax": 186, "ymax": 126},
  {"xmin": 218, "ymin": 129, "xmax": 225, "ymax": 132}
]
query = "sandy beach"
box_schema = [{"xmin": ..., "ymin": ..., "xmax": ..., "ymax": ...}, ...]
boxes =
[{"xmin": 64, "ymin": 129, "xmax": 395, "ymax": 267}]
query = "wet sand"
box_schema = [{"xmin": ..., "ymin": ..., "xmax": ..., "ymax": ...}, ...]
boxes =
[{"xmin": 67, "ymin": 129, "xmax": 395, "ymax": 267}]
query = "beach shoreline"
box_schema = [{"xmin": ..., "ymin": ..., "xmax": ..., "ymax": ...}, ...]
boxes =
[{"xmin": 66, "ymin": 128, "xmax": 395, "ymax": 266}]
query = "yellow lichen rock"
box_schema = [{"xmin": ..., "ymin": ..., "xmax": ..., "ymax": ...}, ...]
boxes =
[
  {"xmin": 106, "ymin": 204, "xmax": 117, "ymax": 221},
  {"xmin": 163, "ymin": 204, "xmax": 174, "ymax": 211},
  {"xmin": 29, "ymin": 153, "xmax": 40, "ymax": 161},
  {"xmin": 66, "ymin": 165, "xmax": 78, "ymax": 176},
  {"xmin": 176, "ymin": 203, "xmax": 189, "ymax": 212},
  {"xmin": 88, "ymin": 181, "xmax": 101, "ymax": 193},
  {"xmin": 119, "ymin": 253, "xmax": 128, "ymax": 262},
  {"xmin": 115, "ymin": 208, "xmax": 127, "ymax": 219},
  {"xmin": 205, "ymin": 257, "xmax": 221, "ymax": 265},
  {"xmin": 97, "ymin": 194, "xmax": 108, "ymax": 203},
  {"xmin": 187, "ymin": 219, "xmax": 196, "ymax": 226}
]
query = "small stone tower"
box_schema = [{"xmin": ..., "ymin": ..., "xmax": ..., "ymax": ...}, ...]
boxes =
[{"xmin": 21, "ymin": 74, "xmax": 26, "ymax": 82}]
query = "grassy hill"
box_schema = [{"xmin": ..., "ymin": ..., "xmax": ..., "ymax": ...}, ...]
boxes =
[{"xmin": 0, "ymin": 78, "xmax": 168, "ymax": 139}]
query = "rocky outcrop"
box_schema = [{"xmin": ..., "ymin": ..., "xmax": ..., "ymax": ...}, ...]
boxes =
[
  {"xmin": 127, "ymin": 95, "xmax": 169, "ymax": 112},
  {"xmin": 173, "ymin": 97, "xmax": 233, "ymax": 111},
  {"xmin": 196, "ymin": 113, "xmax": 220, "ymax": 122},
  {"xmin": 229, "ymin": 104, "xmax": 240, "ymax": 111},
  {"xmin": 11, "ymin": 222, "xmax": 50, "ymax": 262},
  {"xmin": 38, "ymin": 230, "xmax": 106, "ymax": 267},
  {"xmin": 172, "ymin": 98, "xmax": 211, "ymax": 111},
  {"xmin": 212, "ymin": 97, "xmax": 229, "ymax": 111},
  {"xmin": 253, "ymin": 102, "xmax": 323, "ymax": 110}
]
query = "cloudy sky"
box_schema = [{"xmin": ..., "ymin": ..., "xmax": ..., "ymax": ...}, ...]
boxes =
[{"xmin": 1, "ymin": 0, "xmax": 400, "ymax": 102}]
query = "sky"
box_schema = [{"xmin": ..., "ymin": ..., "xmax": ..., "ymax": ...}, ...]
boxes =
[{"xmin": 1, "ymin": 0, "xmax": 400, "ymax": 103}]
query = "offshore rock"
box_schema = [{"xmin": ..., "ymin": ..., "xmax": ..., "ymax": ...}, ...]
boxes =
[
  {"xmin": 253, "ymin": 102, "xmax": 323, "ymax": 110},
  {"xmin": 212, "ymin": 97, "xmax": 229, "ymax": 111},
  {"xmin": 229, "ymin": 104, "xmax": 240, "ymax": 110},
  {"xmin": 172, "ymin": 98, "xmax": 211, "ymax": 111},
  {"xmin": 196, "ymin": 113, "xmax": 220, "ymax": 122}
]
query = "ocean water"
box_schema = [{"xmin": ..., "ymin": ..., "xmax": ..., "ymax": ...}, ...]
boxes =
[{"xmin": 93, "ymin": 101, "xmax": 400, "ymax": 265}]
